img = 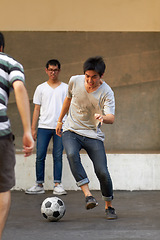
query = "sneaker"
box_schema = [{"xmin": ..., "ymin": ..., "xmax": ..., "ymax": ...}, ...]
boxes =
[
  {"xmin": 53, "ymin": 183, "xmax": 67, "ymax": 195},
  {"xmin": 25, "ymin": 185, "xmax": 45, "ymax": 194},
  {"xmin": 105, "ymin": 206, "xmax": 117, "ymax": 220},
  {"xmin": 85, "ymin": 196, "xmax": 98, "ymax": 210}
]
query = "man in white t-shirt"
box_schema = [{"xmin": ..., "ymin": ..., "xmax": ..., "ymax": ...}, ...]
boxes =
[{"xmin": 26, "ymin": 59, "xmax": 68, "ymax": 195}]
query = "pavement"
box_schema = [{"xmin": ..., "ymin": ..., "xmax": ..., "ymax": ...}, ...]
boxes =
[{"xmin": 3, "ymin": 190, "xmax": 160, "ymax": 240}]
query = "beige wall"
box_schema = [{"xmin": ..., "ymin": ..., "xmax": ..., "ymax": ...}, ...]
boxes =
[{"xmin": 1, "ymin": 0, "xmax": 160, "ymax": 31}]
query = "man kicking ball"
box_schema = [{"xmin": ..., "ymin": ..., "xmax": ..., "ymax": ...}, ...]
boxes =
[{"xmin": 56, "ymin": 56, "xmax": 117, "ymax": 220}]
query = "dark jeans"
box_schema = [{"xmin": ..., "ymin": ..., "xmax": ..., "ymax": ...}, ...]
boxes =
[
  {"xmin": 36, "ymin": 128, "xmax": 63, "ymax": 184},
  {"xmin": 62, "ymin": 131, "xmax": 113, "ymax": 201}
]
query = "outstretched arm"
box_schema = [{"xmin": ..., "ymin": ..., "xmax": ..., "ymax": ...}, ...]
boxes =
[
  {"xmin": 56, "ymin": 97, "xmax": 71, "ymax": 137},
  {"xmin": 94, "ymin": 113, "xmax": 115, "ymax": 125},
  {"xmin": 13, "ymin": 81, "xmax": 34, "ymax": 157}
]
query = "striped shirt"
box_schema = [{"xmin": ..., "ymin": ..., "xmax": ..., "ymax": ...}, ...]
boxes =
[{"xmin": 0, "ymin": 52, "xmax": 25, "ymax": 137}]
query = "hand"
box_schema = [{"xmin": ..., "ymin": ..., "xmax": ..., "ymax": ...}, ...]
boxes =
[
  {"xmin": 23, "ymin": 132, "xmax": 34, "ymax": 157},
  {"xmin": 94, "ymin": 113, "xmax": 103, "ymax": 125},
  {"xmin": 56, "ymin": 122, "xmax": 63, "ymax": 137}
]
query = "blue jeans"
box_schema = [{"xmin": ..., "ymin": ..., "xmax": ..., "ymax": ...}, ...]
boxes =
[
  {"xmin": 36, "ymin": 128, "xmax": 63, "ymax": 184},
  {"xmin": 62, "ymin": 131, "xmax": 113, "ymax": 201}
]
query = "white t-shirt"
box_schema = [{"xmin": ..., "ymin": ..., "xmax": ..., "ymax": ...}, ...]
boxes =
[
  {"xmin": 33, "ymin": 82, "xmax": 68, "ymax": 129},
  {"xmin": 63, "ymin": 75, "xmax": 115, "ymax": 141}
]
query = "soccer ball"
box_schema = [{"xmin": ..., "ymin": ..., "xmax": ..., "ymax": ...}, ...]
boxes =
[{"xmin": 41, "ymin": 197, "xmax": 66, "ymax": 222}]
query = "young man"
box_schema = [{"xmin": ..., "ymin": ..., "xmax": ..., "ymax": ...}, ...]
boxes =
[
  {"xmin": 0, "ymin": 32, "xmax": 34, "ymax": 239},
  {"xmin": 26, "ymin": 59, "xmax": 68, "ymax": 195},
  {"xmin": 56, "ymin": 56, "xmax": 117, "ymax": 219}
]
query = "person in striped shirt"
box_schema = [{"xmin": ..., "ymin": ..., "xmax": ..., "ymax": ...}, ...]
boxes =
[{"xmin": 0, "ymin": 32, "xmax": 34, "ymax": 239}]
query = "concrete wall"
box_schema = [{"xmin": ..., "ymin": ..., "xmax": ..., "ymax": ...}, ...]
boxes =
[
  {"xmin": 1, "ymin": 1, "xmax": 159, "ymax": 152},
  {"xmin": 4, "ymin": 31, "xmax": 160, "ymax": 151},
  {"xmin": 13, "ymin": 153, "xmax": 160, "ymax": 191}
]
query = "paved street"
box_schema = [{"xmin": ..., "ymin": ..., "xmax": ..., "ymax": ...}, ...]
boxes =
[{"xmin": 3, "ymin": 190, "xmax": 160, "ymax": 240}]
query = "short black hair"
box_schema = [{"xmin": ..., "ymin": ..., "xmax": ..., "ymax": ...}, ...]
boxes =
[
  {"xmin": 83, "ymin": 56, "xmax": 106, "ymax": 77},
  {"xmin": 46, "ymin": 59, "xmax": 61, "ymax": 69},
  {"xmin": 0, "ymin": 32, "xmax": 5, "ymax": 50}
]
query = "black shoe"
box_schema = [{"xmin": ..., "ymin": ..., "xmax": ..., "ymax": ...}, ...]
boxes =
[
  {"xmin": 105, "ymin": 206, "xmax": 117, "ymax": 220},
  {"xmin": 85, "ymin": 196, "xmax": 98, "ymax": 210}
]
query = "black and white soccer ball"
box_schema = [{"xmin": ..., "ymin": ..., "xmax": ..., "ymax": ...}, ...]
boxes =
[{"xmin": 41, "ymin": 197, "xmax": 66, "ymax": 222}]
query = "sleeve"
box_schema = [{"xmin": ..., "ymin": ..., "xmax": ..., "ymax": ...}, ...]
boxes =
[
  {"xmin": 9, "ymin": 61, "xmax": 25, "ymax": 86},
  {"xmin": 33, "ymin": 86, "xmax": 41, "ymax": 105},
  {"xmin": 67, "ymin": 76, "xmax": 75, "ymax": 98},
  {"xmin": 103, "ymin": 88, "xmax": 115, "ymax": 115}
]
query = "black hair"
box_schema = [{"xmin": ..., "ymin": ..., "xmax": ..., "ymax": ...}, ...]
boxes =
[
  {"xmin": 46, "ymin": 59, "xmax": 61, "ymax": 69},
  {"xmin": 0, "ymin": 32, "xmax": 5, "ymax": 50},
  {"xmin": 83, "ymin": 56, "xmax": 106, "ymax": 77}
]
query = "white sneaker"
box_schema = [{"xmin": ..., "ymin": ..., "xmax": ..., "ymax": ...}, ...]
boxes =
[
  {"xmin": 53, "ymin": 183, "xmax": 67, "ymax": 195},
  {"xmin": 25, "ymin": 185, "xmax": 45, "ymax": 194}
]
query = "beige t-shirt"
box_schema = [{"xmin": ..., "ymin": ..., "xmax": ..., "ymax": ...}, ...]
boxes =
[{"xmin": 63, "ymin": 75, "xmax": 115, "ymax": 141}]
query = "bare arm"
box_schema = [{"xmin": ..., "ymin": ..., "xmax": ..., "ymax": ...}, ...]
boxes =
[
  {"xmin": 94, "ymin": 113, "xmax": 115, "ymax": 125},
  {"xmin": 31, "ymin": 104, "xmax": 40, "ymax": 141},
  {"xmin": 56, "ymin": 96, "xmax": 71, "ymax": 136},
  {"xmin": 13, "ymin": 81, "xmax": 34, "ymax": 157}
]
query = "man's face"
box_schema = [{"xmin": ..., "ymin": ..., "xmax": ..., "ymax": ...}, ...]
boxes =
[
  {"xmin": 85, "ymin": 70, "xmax": 101, "ymax": 89},
  {"xmin": 46, "ymin": 64, "xmax": 60, "ymax": 81}
]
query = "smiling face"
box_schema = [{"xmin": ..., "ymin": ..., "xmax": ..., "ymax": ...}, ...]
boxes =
[
  {"xmin": 84, "ymin": 70, "xmax": 102, "ymax": 90},
  {"xmin": 45, "ymin": 64, "xmax": 60, "ymax": 82}
]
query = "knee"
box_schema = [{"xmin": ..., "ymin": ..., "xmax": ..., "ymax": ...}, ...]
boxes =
[
  {"xmin": 67, "ymin": 151, "xmax": 77, "ymax": 162},
  {"xmin": 53, "ymin": 152, "xmax": 62, "ymax": 161},
  {"xmin": 36, "ymin": 156, "xmax": 45, "ymax": 163},
  {"xmin": 0, "ymin": 191, "xmax": 11, "ymax": 207},
  {"xmin": 66, "ymin": 151, "xmax": 80, "ymax": 168}
]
